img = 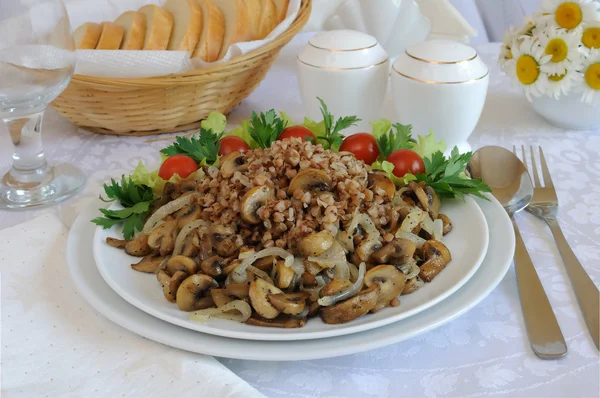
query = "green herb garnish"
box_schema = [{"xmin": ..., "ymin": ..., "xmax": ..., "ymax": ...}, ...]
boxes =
[
  {"xmin": 160, "ymin": 128, "xmax": 223, "ymax": 165},
  {"xmin": 415, "ymin": 148, "xmax": 491, "ymax": 200},
  {"xmin": 375, "ymin": 123, "xmax": 416, "ymax": 159},
  {"xmin": 316, "ymin": 97, "xmax": 360, "ymax": 151},
  {"xmin": 248, "ymin": 109, "xmax": 287, "ymax": 148},
  {"xmin": 92, "ymin": 176, "xmax": 155, "ymax": 239}
]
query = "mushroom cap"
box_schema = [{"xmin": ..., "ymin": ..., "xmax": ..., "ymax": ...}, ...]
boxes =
[
  {"xmin": 368, "ymin": 171, "xmax": 395, "ymax": 199},
  {"xmin": 176, "ymin": 274, "xmax": 219, "ymax": 311},
  {"xmin": 246, "ymin": 315, "xmax": 307, "ymax": 328},
  {"xmin": 320, "ymin": 278, "xmax": 353, "ymax": 297},
  {"xmin": 220, "ymin": 151, "xmax": 248, "ymax": 178},
  {"xmin": 147, "ymin": 220, "xmax": 178, "ymax": 257},
  {"xmin": 371, "ymin": 238, "xmax": 417, "ymax": 265},
  {"xmin": 402, "ymin": 277, "xmax": 423, "ymax": 295},
  {"xmin": 355, "ymin": 238, "xmax": 383, "ymax": 263},
  {"xmin": 131, "ymin": 255, "xmax": 164, "ymax": 273},
  {"xmin": 249, "ymin": 278, "xmax": 283, "ymax": 319},
  {"xmin": 275, "ymin": 260, "xmax": 295, "ymax": 289},
  {"xmin": 419, "ymin": 240, "xmax": 452, "ymax": 282},
  {"xmin": 163, "ymin": 270, "xmax": 188, "ymax": 302},
  {"xmin": 267, "ymin": 292, "xmax": 310, "ymax": 315},
  {"xmin": 157, "ymin": 269, "xmax": 171, "ymax": 286},
  {"xmin": 210, "ymin": 288, "xmax": 236, "ymax": 308},
  {"xmin": 200, "ymin": 255, "xmax": 226, "ymax": 278},
  {"xmin": 364, "ymin": 265, "xmax": 406, "ymax": 312},
  {"xmin": 320, "ymin": 284, "xmax": 381, "ymax": 324},
  {"xmin": 166, "ymin": 255, "xmax": 198, "ymax": 276},
  {"xmin": 438, "ymin": 213, "xmax": 453, "ymax": 235},
  {"xmin": 240, "ymin": 186, "xmax": 274, "ymax": 224},
  {"xmin": 288, "ymin": 168, "xmax": 332, "ymax": 195},
  {"xmin": 175, "ymin": 203, "xmax": 202, "ymax": 230},
  {"xmin": 297, "ymin": 230, "xmax": 334, "ymax": 257}
]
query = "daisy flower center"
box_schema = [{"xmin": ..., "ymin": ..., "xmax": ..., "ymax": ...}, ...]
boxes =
[
  {"xmin": 582, "ymin": 27, "xmax": 600, "ymax": 49},
  {"xmin": 548, "ymin": 72, "xmax": 567, "ymax": 82},
  {"xmin": 555, "ymin": 2, "xmax": 583, "ymax": 29},
  {"xmin": 545, "ymin": 38, "xmax": 569, "ymax": 62},
  {"xmin": 516, "ymin": 55, "xmax": 540, "ymax": 84},
  {"xmin": 585, "ymin": 63, "xmax": 600, "ymax": 90}
]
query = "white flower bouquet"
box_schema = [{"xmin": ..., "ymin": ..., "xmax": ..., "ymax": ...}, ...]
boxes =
[{"xmin": 499, "ymin": 0, "xmax": 600, "ymax": 105}]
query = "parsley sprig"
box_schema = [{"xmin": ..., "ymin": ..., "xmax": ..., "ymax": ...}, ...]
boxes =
[
  {"xmin": 248, "ymin": 109, "xmax": 287, "ymax": 148},
  {"xmin": 415, "ymin": 148, "xmax": 491, "ymax": 200},
  {"xmin": 376, "ymin": 123, "xmax": 416, "ymax": 159},
  {"xmin": 92, "ymin": 176, "xmax": 155, "ymax": 239},
  {"xmin": 160, "ymin": 128, "xmax": 223, "ymax": 165},
  {"xmin": 316, "ymin": 97, "xmax": 360, "ymax": 151}
]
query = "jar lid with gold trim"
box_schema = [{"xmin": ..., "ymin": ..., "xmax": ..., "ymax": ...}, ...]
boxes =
[
  {"xmin": 392, "ymin": 40, "xmax": 488, "ymax": 84},
  {"xmin": 298, "ymin": 30, "xmax": 389, "ymax": 70}
]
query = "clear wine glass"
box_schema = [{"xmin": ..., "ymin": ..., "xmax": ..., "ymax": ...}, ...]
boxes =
[{"xmin": 0, "ymin": 0, "xmax": 84, "ymax": 210}]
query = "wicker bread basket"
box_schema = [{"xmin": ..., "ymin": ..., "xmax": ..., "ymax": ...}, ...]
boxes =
[{"xmin": 51, "ymin": 0, "xmax": 311, "ymax": 136}]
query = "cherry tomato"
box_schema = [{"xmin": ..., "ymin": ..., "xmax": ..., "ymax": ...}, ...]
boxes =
[
  {"xmin": 339, "ymin": 133, "xmax": 380, "ymax": 165},
  {"xmin": 219, "ymin": 136, "xmax": 251, "ymax": 156},
  {"xmin": 278, "ymin": 126, "xmax": 315, "ymax": 142},
  {"xmin": 158, "ymin": 155, "xmax": 199, "ymax": 180},
  {"xmin": 386, "ymin": 149, "xmax": 425, "ymax": 177}
]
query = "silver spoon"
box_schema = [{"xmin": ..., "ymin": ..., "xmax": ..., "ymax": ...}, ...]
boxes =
[{"xmin": 468, "ymin": 146, "xmax": 567, "ymax": 359}]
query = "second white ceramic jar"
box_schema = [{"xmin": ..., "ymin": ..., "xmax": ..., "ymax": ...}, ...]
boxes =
[{"xmin": 297, "ymin": 30, "xmax": 389, "ymax": 133}]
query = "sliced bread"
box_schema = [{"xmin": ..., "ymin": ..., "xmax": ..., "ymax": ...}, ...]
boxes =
[
  {"xmin": 74, "ymin": 22, "xmax": 103, "ymax": 49},
  {"xmin": 257, "ymin": 0, "xmax": 277, "ymax": 39},
  {"xmin": 212, "ymin": 0, "xmax": 252, "ymax": 60},
  {"xmin": 244, "ymin": 0, "xmax": 261, "ymax": 40},
  {"xmin": 96, "ymin": 22, "xmax": 125, "ymax": 50},
  {"xmin": 114, "ymin": 11, "xmax": 147, "ymax": 50},
  {"xmin": 193, "ymin": 0, "xmax": 226, "ymax": 62},
  {"xmin": 138, "ymin": 5, "xmax": 174, "ymax": 50},
  {"xmin": 164, "ymin": 0, "xmax": 203, "ymax": 54},
  {"xmin": 272, "ymin": 0, "xmax": 289, "ymax": 22}
]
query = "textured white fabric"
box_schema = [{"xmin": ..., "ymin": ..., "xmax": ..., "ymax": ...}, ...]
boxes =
[{"xmin": 0, "ymin": 35, "xmax": 599, "ymax": 397}]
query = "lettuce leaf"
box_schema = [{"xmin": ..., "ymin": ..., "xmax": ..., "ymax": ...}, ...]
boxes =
[
  {"xmin": 200, "ymin": 112, "xmax": 227, "ymax": 135},
  {"xmin": 412, "ymin": 131, "xmax": 447, "ymax": 158},
  {"xmin": 130, "ymin": 161, "xmax": 181, "ymax": 195},
  {"xmin": 279, "ymin": 111, "xmax": 296, "ymax": 127},
  {"xmin": 225, "ymin": 120, "xmax": 259, "ymax": 149},
  {"xmin": 370, "ymin": 118, "xmax": 392, "ymax": 139},
  {"xmin": 371, "ymin": 160, "xmax": 417, "ymax": 186}
]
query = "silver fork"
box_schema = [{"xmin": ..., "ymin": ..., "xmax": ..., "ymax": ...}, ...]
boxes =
[{"xmin": 515, "ymin": 145, "xmax": 600, "ymax": 350}]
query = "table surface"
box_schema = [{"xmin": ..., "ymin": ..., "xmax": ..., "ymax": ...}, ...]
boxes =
[{"xmin": 1, "ymin": 34, "xmax": 599, "ymax": 398}]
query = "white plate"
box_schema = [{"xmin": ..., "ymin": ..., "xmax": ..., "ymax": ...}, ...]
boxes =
[
  {"xmin": 68, "ymin": 194, "xmax": 513, "ymax": 361},
  {"xmin": 93, "ymin": 196, "xmax": 489, "ymax": 341}
]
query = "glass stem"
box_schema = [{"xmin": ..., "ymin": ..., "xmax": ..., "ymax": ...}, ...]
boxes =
[{"xmin": 2, "ymin": 111, "xmax": 51, "ymax": 190}]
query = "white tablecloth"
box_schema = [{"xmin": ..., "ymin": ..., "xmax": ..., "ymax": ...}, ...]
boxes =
[{"xmin": 1, "ymin": 34, "xmax": 599, "ymax": 397}]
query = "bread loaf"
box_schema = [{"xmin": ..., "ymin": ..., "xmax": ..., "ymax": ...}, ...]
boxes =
[
  {"xmin": 164, "ymin": 0, "xmax": 203, "ymax": 54},
  {"xmin": 212, "ymin": 0, "xmax": 252, "ymax": 59},
  {"xmin": 257, "ymin": 0, "xmax": 277, "ymax": 39},
  {"xmin": 96, "ymin": 22, "xmax": 125, "ymax": 50},
  {"xmin": 272, "ymin": 0, "xmax": 289, "ymax": 23},
  {"xmin": 74, "ymin": 22, "xmax": 102, "ymax": 49},
  {"xmin": 114, "ymin": 11, "xmax": 147, "ymax": 50},
  {"xmin": 244, "ymin": 0, "xmax": 261, "ymax": 40},
  {"xmin": 193, "ymin": 0, "xmax": 226, "ymax": 62},
  {"xmin": 138, "ymin": 5, "xmax": 174, "ymax": 50}
]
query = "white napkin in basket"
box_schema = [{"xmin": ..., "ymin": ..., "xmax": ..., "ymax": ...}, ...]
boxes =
[{"xmin": 0, "ymin": 213, "xmax": 264, "ymax": 398}]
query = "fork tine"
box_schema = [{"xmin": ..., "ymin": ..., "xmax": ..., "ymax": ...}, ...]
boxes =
[
  {"xmin": 529, "ymin": 146, "xmax": 543, "ymax": 187},
  {"xmin": 538, "ymin": 147, "xmax": 555, "ymax": 188},
  {"xmin": 520, "ymin": 145, "xmax": 529, "ymax": 172},
  {"xmin": 513, "ymin": 145, "xmax": 518, "ymax": 156}
]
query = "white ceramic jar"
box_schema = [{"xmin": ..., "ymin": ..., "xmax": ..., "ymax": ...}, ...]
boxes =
[
  {"xmin": 297, "ymin": 30, "xmax": 389, "ymax": 133},
  {"xmin": 391, "ymin": 40, "xmax": 489, "ymax": 153}
]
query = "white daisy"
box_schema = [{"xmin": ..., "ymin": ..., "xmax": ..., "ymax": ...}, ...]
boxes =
[
  {"xmin": 544, "ymin": 69, "xmax": 583, "ymax": 98},
  {"xmin": 498, "ymin": 26, "xmax": 519, "ymax": 69},
  {"xmin": 506, "ymin": 37, "xmax": 552, "ymax": 101},
  {"xmin": 580, "ymin": 49, "xmax": 600, "ymax": 104},
  {"xmin": 539, "ymin": 0, "xmax": 600, "ymax": 31},
  {"xmin": 581, "ymin": 21, "xmax": 600, "ymax": 50},
  {"xmin": 538, "ymin": 26, "xmax": 583, "ymax": 75}
]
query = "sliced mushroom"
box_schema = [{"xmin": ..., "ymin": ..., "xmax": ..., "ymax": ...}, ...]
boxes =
[
  {"xmin": 409, "ymin": 182, "xmax": 441, "ymax": 219},
  {"xmin": 253, "ymin": 255, "xmax": 276, "ymax": 271},
  {"xmin": 176, "ymin": 274, "xmax": 219, "ymax": 311},
  {"xmin": 439, "ymin": 213, "xmax": 453, "ymax": 235},
  {"xmin": 222, "ymin": 259, "xmax": 242, "ymax": 276},
  {"xmin": 246, "ymin": 315, "xmax": 307, "ymax": 328},
  {"xmin": 275, "ymin": 260, "xmax": 295, "ymax": 289},
  {"xmin": 174, "ymin": 203, "xmax": 202, "ymax": 229},
  {"xmin": 297, "ymin": 230, "xmax": 334, "ymax": 257},
  {"xmin": 371, "ymin": 238, "xmax": 417, "ymax": 265},
  {"xmin": 157, "ymin": 269, "xmax": 170, "ymax": 286},
  {"xmin": 320, "ymin": 284, "xmax": 380, "ymax": 324},
  {"xmin": 107, "ymin": 235, "xmax": 152, "ymax": 257},
  {"xmin": 200, "ymin": 255, "xmax": 226, "ymax": 278},
  {"xmin": 180, "ymin": 232, "xmax": 199, "ymax": 258},
  {"xmin": 302, "ymin": 272, "xmax": 318, "ymax": 287},
  {"xmin": 163, "ymin": 270, "xmax": 188, "ymax": 302},
  {"xmin": 364, "ymin": 265, "xmax": 406, "ymax": 312},
  {"xmin": 225, "ymin": 283, "xmax": 251, "ymax": 299},
  {"xmin": 131, "ymin": 255, "xmax": 164, "ymax": 273},
  {"xmin": 267, "ymin": 292, "xmax": 310, "ymax": 316},
  {"xmin": 320, "ymin": 279, "xmax": 353, "ymax": 297},
  {"xmin": 401, "ymin": 277, "xmax": 422, "ymax": 295},
  {"xmin": 210, "ymin": 288, "xmax": 235, "ymax": 308},
  {"xmin": 106, "ymin": 237, "xmax": 126, "ymax": 249},
  {"xmin": 240, "ymin": 186, "xmax": 274, "ymax": 224},
  {"xmin": 220, "ymin": 151, "xmax": 248, "ymax": 178},
  {"xmin": 195, "ymin": 233, "xmax": 213, "ymax": 262},
  {"xmin": 213, "ymin": 234, "xmax": 244, "ymax": 257},
  {"xmin": 249, "ymin": 278, "xmax": 283, "ymax": 319},
  {"xmin": 166, "ymin": 255, "xmax": 198, "ymax": 276},
  {"xmin": 307, "ymin": 301, "xmax": 321, "ymax": 317},
  {"xmin": 303, "ymin": 259, "xmax": 322, "ymax": 276},
  {"xmin": 148, "ymin": 220, "xmax": 178, "ymax": 257},
  {"xmin": 368, "ymin": 171, "xmax": 395, "ymax": 198},
  {"xmin": 288, "ymin": 168, "xmax": 332, "ymax": 195},
  {"xmin": 419, "ymin": 240, "xmax": 452, "ymax": 282},
  {"xmin": 355, "ymin": 238, "xmax": 383, "ymax": 263},
  {"xmin": 163, "ymin": 179, "xmax": 197, "ymax": 199}
]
